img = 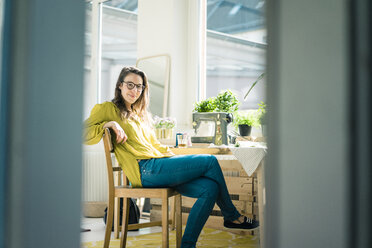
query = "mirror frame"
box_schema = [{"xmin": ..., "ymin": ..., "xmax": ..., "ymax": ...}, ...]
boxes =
[{"xmin": 136, "ymin": 54, "xmax": 171, "ymax": 117}]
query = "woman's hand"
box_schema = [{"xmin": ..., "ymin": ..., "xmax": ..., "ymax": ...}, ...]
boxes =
[{"xmin": 103, "ymin": 121, "xmax": 127, "ymax": 144}]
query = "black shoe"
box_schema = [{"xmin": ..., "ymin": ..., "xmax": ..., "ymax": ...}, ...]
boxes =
[{"xmin": 224, "ymin": 216, "xmax": 259, "ymax": 230}]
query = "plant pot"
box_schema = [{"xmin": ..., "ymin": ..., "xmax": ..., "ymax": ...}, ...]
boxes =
[{"xmin": 238, "ymin": 124, "xmax": 252, "ymax": 136}]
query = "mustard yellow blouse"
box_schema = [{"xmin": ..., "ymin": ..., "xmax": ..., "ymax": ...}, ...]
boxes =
[{"xmin": 83, "ymin": 102, "xmax": 174, "ymax": 187}]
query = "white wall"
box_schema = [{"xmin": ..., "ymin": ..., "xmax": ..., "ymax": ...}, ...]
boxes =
[{"xmin": 137, "ymin": 0, "xmax": 203, "ymax": 130}]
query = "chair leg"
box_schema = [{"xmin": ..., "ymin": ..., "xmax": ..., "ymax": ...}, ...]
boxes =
[
  {"xmin": 103, "ymin": 198, "xmax": 114, "ymax": 248},
  {"xmin": 175, "ymin": 194, "xmax": 182, "ymax": 248},
  {"xmin": 170, "ymin": 196, "xmax": 176, "ymax": 230},
  {"xmin": 120, "ymin": 198, "xmax": 130, "ymax": 248},
  {"xmin": 114, "ymin": 171, "xmax": 122, "ymax": 238},
  {"xmin": 114, "ymin": 197, "xmax": 120, "ymax": 238},
  {"xmin": 162, "ymin": 193, "xmax": 169, "ymax": 248}
]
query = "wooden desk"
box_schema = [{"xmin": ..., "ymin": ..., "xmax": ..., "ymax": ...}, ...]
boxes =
[
  {"xmin": 153, "ymin": 147, "xmax": 265, "ymax": 247},
  {"xmin": 171, "ymin": 147, "xmax": 232, "ymax": 155}
]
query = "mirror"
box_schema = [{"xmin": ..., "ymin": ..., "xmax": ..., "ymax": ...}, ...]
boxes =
[{"xmin": 136, "ymin": 54, "xmax": 170, "ymax": 118}]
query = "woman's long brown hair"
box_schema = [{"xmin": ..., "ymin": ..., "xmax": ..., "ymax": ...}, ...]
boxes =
[{"xmin": 112, "ymin": 66, "xmax": 150, "ymax": 122}]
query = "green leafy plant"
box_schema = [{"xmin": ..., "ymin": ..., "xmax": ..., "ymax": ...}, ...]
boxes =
[
  {"xmin": 243, "ymin": 72, "xmax": 267, "ymax": 126},
  {"xmin": 193, "ymin": 90, "xmax": 239, "ymax": 113},
  {"xmin": 193, "ymin": 97, "xmax": 217, "ymax": 112},
  {"xmin": 244, "ymin": 72, "xmax": 265, "ymax": 100},
  {"xmin": 233, "ymin": 111, "xmax": 260, "ymax": 128},
  {"xmin": 215, "ymin": 90, "xmax": 240, "ymax": 113},
  {"xmin": 153, "ymin": 116, "xmax": 177, "ymax": 129},
  {"xmin": 257, "ymin": 101, "xmax": 266, "ymax": 125}
]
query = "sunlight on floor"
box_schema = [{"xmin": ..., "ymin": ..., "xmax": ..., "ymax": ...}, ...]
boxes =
[{"xmin": 80, "ymin": 217, "xmax": 162, "ymax": 243}]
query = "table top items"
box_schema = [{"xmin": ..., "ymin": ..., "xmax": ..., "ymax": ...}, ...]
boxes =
[{"xmin": 171, "ymin": 140, "xmax": 267, "ymax": 176}]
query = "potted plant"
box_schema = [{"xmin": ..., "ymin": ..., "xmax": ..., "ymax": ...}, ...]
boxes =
[
  {"xmin": 233, "ymin": 111, "xmax": 260, "ymax": 136},
  {"xmin": 244, "ymin": 72, "xmax": 265, "ymax": 100},
  {"xmin": 153, "ymin": 116, "xmax": 176, "ymax": 139},
  {"xmin": 214, "ymin": 90, "xmax": 240, "ymax": 113},
  {"xmin": 193, "ymin": 90, "xmax": 238, "ymax": 144},
  {"xmin": 193, "ymin": 97, "xmax": 217, "ymax": 112},
  {"xmin": 193, "ymin": 90, "xmax": 239, "ymax": 113},
  {"xmin": 244, "ymin": 73, "xmax": 268, "ymax": 137}
]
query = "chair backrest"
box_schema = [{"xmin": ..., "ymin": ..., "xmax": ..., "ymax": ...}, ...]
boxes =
[
  {"xmin": 103, "ymin": 128, "xmax": 129, "ymax": 190},
  {"xmin": 103, "ymin": 128, "xmax": 116, "ymax": 194}
]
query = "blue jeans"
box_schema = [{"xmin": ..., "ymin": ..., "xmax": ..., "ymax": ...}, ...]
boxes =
[{"xmin": 139, "ymin": 154, "xmax": 241, "ymax": 248}]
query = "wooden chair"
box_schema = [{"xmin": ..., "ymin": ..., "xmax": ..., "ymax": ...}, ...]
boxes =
[{"xmin": 102, "ymin": 128, "xmax": 182, "ymax": 248}]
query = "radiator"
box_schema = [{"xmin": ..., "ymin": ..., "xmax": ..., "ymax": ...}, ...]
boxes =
[{"xmin": 82, "ymin": 146, "xmax": 108, "ymax": 202}]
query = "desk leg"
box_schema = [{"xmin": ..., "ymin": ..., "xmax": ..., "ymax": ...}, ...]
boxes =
[{"xmin": 257, "ymin": 161, "xmax": 265, "ymax": 248}]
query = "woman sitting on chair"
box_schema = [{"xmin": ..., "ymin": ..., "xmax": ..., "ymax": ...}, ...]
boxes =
[{"xmin": 84, "ymin": 66, "xmax": 259, "ymax": 248}]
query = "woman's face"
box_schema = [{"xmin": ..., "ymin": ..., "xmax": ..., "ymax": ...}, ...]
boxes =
[{"xmin": 119, "ymin": 73, "xmax": 144, "ymax": 108}]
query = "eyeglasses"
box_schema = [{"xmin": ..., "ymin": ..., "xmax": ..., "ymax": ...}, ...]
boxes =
[{"xmin": 123, "ymin": 81, "xmax": 145, "ymax": 92}]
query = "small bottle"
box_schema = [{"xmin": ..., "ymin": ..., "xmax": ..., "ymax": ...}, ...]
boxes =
[{"xmin": 187, "ymin": 134, "xmax": 192, "ymax": 147}]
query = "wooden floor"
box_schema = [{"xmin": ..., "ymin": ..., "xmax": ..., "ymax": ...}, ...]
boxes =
[
  {"xmin": 81, "ymin": 217, "xmax": 259, "ymax": 247},
  {"xmin": 80, "ymin": 217, "xmax": 162, "ymax": 243}
]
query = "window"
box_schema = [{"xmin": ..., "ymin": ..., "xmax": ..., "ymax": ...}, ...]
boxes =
[
  {"xmin": 84, "ymin": 0, "xmax": 138, "ymax": 118},
  {"xmin": 206, "ymin": 0, "xmax": 266, "ymax": 110}
]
